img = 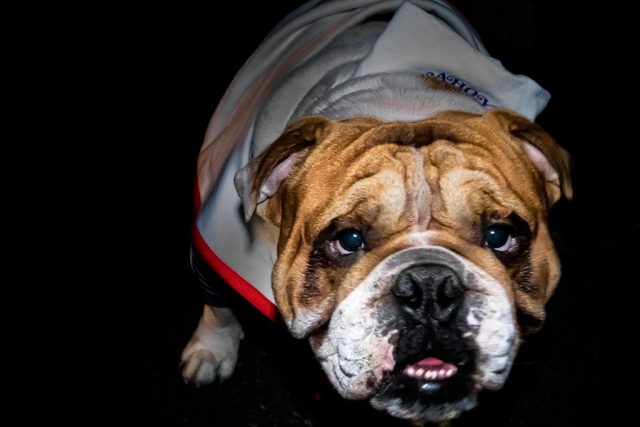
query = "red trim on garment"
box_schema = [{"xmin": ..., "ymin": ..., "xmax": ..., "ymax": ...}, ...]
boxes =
[{"xmin": 191, "ymin": 179, "xmax": 285, "ymax": 326}]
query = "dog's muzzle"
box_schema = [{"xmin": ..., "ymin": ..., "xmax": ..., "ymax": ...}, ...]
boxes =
[{"xmin": 312, "ymin": 246, "xmax": 519, "ymax": 422}]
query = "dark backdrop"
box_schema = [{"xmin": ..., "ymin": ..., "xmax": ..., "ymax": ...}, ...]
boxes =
[{"xmin": 48, "ymin": 1, "xmax": 639, "ymax": 425}]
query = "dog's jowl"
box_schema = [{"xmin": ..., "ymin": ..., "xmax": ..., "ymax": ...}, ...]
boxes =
[{"xmin": 181, "ymin": 1, "xmax": 572, "ymax": 424}]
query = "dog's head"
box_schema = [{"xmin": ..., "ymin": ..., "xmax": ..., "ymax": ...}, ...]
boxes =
[{"xmin": 235, "ymin": 109, "xmax": 572, "ymax": 423}]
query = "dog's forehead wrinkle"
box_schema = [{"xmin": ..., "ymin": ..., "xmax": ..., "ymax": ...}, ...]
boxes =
[
  {"xmin": 394, "ymin": 148, "xmax": 432, "ymax": 228},
  {"xmin": 434, "ymin": 143, "xmax": 545, "ymax": 215},
  {"xmin": 305, "ymin": 170, "xmax": 404, "ymax": 234},
  {"xmin": 424, "ymin": 149, "xmax": 539, "ymax": 234}
]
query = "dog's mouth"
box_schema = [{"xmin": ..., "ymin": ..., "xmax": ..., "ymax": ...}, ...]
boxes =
[
  {"xmin": 371, "ymin": 349, "xmax": 480, "ymax": 422},
  {"xmin": 402, "ymin": 356, "xmax": 458, "ymax": 382},
  {"xmin": 381, "ymin": 347, "xmax": 476, "ymax": 396}
]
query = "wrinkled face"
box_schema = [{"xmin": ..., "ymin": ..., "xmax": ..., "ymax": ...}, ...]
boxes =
[{"xmin": 236, "ymin": 110, "xmax": 572, "ymax": 423}]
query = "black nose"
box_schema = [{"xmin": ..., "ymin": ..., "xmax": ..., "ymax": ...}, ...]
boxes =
[{"xmin": 392, "ymin": 264, "xmax": 465, "ymax": 322}]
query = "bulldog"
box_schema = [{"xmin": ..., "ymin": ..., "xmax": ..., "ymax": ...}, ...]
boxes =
[{"xmin": 180, "ymin": 1, "xmax": 572, "ymax": 424}]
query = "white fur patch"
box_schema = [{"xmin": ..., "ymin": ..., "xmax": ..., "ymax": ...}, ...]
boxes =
[{"xmin": 456, "ymin": 258, "xmax": 518, "ymax": 390}]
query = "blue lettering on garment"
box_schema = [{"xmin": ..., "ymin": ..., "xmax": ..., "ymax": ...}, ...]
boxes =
[{"xmin": 426, "ymin": 71, "xmax": 492, "ymax": 108}]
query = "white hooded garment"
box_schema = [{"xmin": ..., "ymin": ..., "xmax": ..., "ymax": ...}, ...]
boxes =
[{"xmin": 192, "ymin": 0, "xmax": 550, "ymax": 322}]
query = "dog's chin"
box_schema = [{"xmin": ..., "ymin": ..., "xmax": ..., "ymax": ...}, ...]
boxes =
[{"xmin": 370, "ymin": 355, "xmax": 481, "ymax": 423}]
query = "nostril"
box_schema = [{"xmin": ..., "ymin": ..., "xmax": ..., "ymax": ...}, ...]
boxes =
[
  {"xmin": 392, "ymin": 274, "xmax": 421, "ymax": 307},
  {"xmin": 436, "ymin": 276, "xmax": 464, "ymax": 313},
  {"xmin": 437, "ymin": 277, "xmax": 456, "ymax": 302}
]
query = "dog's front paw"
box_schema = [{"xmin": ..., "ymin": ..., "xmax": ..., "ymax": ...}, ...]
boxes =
[{"xmin": 180, "ymin": 305, "xmax": 244, "ymax": 386}]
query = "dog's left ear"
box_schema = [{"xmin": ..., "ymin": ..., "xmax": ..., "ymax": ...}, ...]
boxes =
[
  {"xmin": 234, "ymin": 115, "xmax": 332, "ymax": 223},
  {"xmin": 490, "ymin": 109, "xmax": 573, "ymax": 205}
]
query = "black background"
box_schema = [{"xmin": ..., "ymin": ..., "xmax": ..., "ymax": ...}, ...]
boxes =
[{"xmin": 39, "ymin": 1, "xmax": 639, "ymax": 425}]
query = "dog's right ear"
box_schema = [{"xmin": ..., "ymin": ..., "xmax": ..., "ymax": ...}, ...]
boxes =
[
  {"xmin": 234, "ymin": 115, "xmax": 332, "ymax": 223},
  {"xmin": 487, "ymin": 109, "xmax": 574, "ymax": 205}
]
